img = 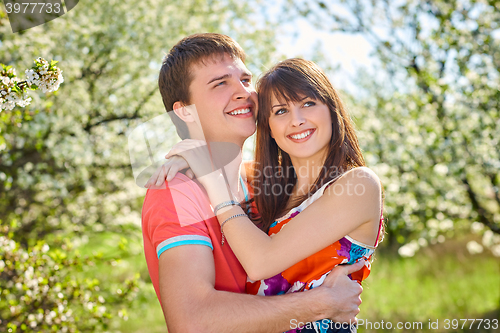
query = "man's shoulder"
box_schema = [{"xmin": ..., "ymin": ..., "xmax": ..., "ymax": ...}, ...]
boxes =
[
  {"xmin": 141, "ymin": 172, "xmax": 214, "ymax": 239},
  {"xmin": 144, "ymin": 173, "xmax": 207, "ymax": 204},
  {"xmin": 142, "ymin": 172, "xmax": 213, "ymax": 225}
]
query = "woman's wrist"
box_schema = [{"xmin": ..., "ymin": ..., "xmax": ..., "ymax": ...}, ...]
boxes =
[
  {"xmin": 213, "ymin": 200, "xmax": 241, "ymax": 215},
  {"xmin": 216, "ymin": 205, "xmax": 246, "ymax": 224},
  {"xmin": 199, "ymin": 170, "xmax": 234, "ymax": 204}
]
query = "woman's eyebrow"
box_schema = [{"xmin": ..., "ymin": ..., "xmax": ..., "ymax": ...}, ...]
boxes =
[{"xmin": 272, "ymin": 103, "xmax": 286, "ymax": 109}]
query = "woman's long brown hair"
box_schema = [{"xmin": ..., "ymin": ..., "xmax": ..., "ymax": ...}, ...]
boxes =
[{"xmin": 250, "ymin": 58, "xmax": 366, "ymax": 232}]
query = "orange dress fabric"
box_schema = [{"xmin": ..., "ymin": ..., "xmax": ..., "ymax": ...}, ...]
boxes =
[{"xmin": 246, "ymin": 179, "xmax": 383, "ymax": 296}]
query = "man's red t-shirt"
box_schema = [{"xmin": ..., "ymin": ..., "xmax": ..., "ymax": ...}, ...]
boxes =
[{"xmin": 141, "ymin": 174, "xmax": 246, "ymax": 303}]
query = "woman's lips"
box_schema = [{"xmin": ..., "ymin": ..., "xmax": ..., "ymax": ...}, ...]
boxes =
[{"xmin": 287, "ymin": 128, "xmax": 315, "ymax": 142}]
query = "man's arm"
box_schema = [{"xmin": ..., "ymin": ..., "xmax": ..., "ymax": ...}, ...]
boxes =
[{"xmin": 159, "ymin": 244, "xmax": 363, "ymax": 333}]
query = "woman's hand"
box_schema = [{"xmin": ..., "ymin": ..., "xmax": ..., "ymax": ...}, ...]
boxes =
[
  {"xmin": 144, "ymin": 139, "xmax": 215, "ymax": 188},
  {"xmin": 165, "ymin": 139, "xmax": 242, "ymax": 205},
  {"xmin": 165, "ymin": 139, "xmax": 217, "ymax": 179},
  {"xmin": 144, "ymin": 155, "xmax": 194, "ymax": 188}
]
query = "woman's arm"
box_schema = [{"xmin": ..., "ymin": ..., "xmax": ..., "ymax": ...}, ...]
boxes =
[
  {"xmin": 161, "ymin": 140, "xmax": 382, "ymax": 280},
  {"xmin": 211, "ymin": 167, "xmax": 382, "ymax": 281}
]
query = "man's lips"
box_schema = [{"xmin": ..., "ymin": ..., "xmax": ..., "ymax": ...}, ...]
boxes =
[
  {"xmin": 226, "ymin": 105, "xmax": 253, "ymax": 117},
  {"xmin": 287, "ymin": 128, "xmax": 316, "ymax": 141}
]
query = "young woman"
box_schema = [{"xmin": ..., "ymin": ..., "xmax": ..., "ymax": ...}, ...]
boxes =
[{"xmin": 149, "ymin": 58, "xmax": 383, "ymax": 332}]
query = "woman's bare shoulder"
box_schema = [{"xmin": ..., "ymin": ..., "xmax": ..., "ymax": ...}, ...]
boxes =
[{"xmin": 324, "ymin": 167, "xmax": 381, "ymax": 197}]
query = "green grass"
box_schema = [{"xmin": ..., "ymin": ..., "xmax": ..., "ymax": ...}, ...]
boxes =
[{"xmin": 359, "ymin": 239, "xmax": 500, "ymax": 332}]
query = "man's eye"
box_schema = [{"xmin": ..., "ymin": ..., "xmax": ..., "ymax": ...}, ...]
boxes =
[
  {"xmin": 242, "ymin": 78, "xmax": 251, "ymax": 84},
  {"xmin": 215, "ymin": 81, "xmax": 225, "ymax": 87}
]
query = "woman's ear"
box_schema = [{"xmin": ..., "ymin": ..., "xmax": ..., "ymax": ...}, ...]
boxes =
[{"xmin": 173, "ymin": 101, "xmax": 196, "ymax": 123}]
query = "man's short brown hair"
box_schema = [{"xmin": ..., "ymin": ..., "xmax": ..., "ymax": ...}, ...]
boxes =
[{"xmin": 158, "ymin": 33, "xmax": 247, "ymax": 139}]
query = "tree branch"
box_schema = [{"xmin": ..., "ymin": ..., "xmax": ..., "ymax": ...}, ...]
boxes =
[
  {"xmin": 83, "ymin": 86, "xmax": 156, "ymax": 132},
  {"xmin": 462, "ymin": 176, "xmax": 500, "ymax": 234}
]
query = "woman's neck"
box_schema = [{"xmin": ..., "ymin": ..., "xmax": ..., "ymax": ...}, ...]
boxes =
[
  {"xmin": 221, "ymin": 150, "xmax": 246, "ymax": 202},
  {"xmin": 289, "ymin": 153, "xmax": 327, "ymax": 198}
]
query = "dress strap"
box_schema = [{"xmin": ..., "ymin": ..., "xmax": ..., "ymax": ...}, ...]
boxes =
[
  {"xmin": 374, "ymin": 211, "xmax": 384, "ymax": 247},
  {"xmin": 239, "ymin": 176, "xmax": 249, "ymax": 202},
  {"xmin": 274, "ymin": 177, "xmax": 341, "ymax": 223},
  {"xmin": 344, "ymin": 235, "xmax": 376, "ymax": 250}
]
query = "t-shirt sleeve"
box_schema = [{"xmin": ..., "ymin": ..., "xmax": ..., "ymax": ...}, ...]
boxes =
[{"xmin": 142, "ymin": 175, "xmax": 214, "ymax": 259}]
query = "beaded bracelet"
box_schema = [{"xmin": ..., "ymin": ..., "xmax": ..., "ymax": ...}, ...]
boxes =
[
  {"xmin": 213, "ymin": 200, "xmax": 241, "ymax": 216},
  {"xmin": 220, "ymin": 213, "xmax": 247, "ymax": 245}
]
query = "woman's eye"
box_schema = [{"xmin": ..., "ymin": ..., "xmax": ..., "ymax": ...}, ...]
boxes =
[
  {"xmin": 304, "ymin": 101, "xmax": 316, "ymax": 107},
  {"xmin": 275, "ymin": 108, "xmax": 287, "ymax": 115}
]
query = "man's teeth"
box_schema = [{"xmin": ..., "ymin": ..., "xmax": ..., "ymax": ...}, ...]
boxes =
[
  {"xmin": 290, "ymin": 130, "xmax": 312, "ymax": 140},
  {"xmin": 229, "ymin": 108, "xmax": 251, "ymax": 115}
]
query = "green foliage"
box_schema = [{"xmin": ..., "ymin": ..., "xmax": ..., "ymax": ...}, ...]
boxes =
[
  {"xmin": 0, "ymin": 223, "xmax": 139, "ymax": 332},
  {"xmin": 292, "ymin": 0, "xmax": 500, "ymax": 251}
]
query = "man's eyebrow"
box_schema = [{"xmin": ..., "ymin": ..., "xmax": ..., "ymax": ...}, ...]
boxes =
[{"xmin": 207, "ymin": 73, "xmax": 231, "ymax": 85}]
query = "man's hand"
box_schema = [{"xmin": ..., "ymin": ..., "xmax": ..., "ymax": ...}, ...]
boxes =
[{"xmin": 319, "ymin": 260, "xmax": 364, "ymax": 324}]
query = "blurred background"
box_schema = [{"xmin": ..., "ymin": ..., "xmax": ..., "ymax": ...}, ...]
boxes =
[{"xmin": 0, "ymin": 0, "xmax": 498, "ymax": 332}]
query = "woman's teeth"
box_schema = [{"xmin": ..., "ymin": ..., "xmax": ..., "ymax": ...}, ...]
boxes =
[
  {"xmin": 290, "ymin": 130, "xmax": 312, "ymax": 140},
  {"xmin": 229, "ymin": 108, "xmax": 251, "ymax": 115}
]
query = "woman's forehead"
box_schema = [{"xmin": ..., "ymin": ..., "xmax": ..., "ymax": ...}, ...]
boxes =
[{"xmin": 270, "ymin": 90, "xmax": 314, "ymax": 105}]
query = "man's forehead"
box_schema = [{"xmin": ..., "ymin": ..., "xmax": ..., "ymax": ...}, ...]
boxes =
[{"xmin": 190, "ymin": 54, "xmax": 251, "ymax": 79}]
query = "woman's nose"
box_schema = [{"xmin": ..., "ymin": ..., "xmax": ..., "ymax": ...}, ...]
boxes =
[{"xmin": 290, "ymin": 109, "xmax": 306, "ymax": 127}]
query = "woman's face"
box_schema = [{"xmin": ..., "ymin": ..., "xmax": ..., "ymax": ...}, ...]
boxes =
[{"xmin": 268, "ymin": 93, "xmax": 332, "ymax": 163}]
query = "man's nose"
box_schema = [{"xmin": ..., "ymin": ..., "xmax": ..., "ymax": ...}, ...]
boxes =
[{"xmin": 233, "ymin": 81, "xmax": 252, "ymax": 100}]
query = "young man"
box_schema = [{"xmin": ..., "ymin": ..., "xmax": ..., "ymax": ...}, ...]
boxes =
[{"xmin": 142, "ymin": 33, "xmax": 363, "ymax": 333}]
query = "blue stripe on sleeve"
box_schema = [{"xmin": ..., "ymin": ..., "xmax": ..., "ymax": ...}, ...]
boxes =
[{"xmin": 156, "ymin": 235, "xmax": 213, "ymax": 258}]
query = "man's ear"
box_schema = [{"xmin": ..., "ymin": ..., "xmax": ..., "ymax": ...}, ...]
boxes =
[{"xmin": 173, "ymin": 101, "xmax": 196, "ymax": 123}]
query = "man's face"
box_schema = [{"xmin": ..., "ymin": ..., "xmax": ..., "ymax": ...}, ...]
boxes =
[{"xmin": 187, "ymin": 54, "xmax": 257, "ymax": 146}]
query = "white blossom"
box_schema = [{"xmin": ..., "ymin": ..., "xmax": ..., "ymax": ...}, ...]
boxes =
[
  {"xmin": 1, "ymin": 58, "xmax": 63, "ymax": 112},
  {"xmin": 467, "ymin": 240, "xmax": 484, "ymax": 254}
]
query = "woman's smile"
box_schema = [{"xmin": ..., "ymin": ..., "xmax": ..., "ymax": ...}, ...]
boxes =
[{"xmin": 287, "ymin": 128, "xmax": 316, "ymax": 142}]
